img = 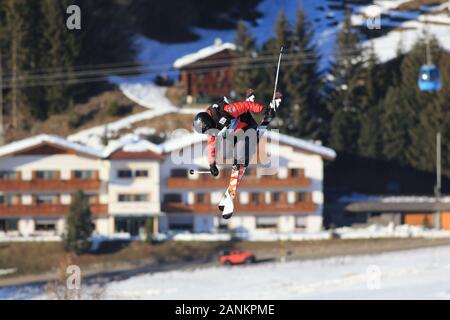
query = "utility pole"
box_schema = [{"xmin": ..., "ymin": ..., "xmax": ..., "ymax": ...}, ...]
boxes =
[
  {"xmin": 434, "ymin": 132, "xmax": 441, "ymax": 229},
  {"xmin": 11, "ymin": 36, "xmax": 17, "ymax": 128},
  {"xmin": 0, "ymin": 51, "xmax": 3, "ymax": 146}
]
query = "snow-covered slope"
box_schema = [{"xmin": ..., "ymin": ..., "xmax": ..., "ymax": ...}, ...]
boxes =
[
  {"xmin": 56, "ymin": 245, "xmax": 450, "ymax": 299},
  {"xmin": 3, "ymin": 242, "xmax": 450, "ymax": 299},
  {"xmin": 131, "ymin": 0, "xmax": 450, "ymax": 75},
  {"xmin": 113, "ymin": 0, "xmax": 450, "ymax": 109}
]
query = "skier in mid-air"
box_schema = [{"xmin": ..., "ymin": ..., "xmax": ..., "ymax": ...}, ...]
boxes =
[{"xmin": 193, "ymin": 89, "xmax": 283, "ymax": 219}]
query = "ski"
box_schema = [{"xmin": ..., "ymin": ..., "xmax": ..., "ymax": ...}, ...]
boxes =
[{"xmin": 218, "ymin": 165, "xmax": 246, "ymax": 219}]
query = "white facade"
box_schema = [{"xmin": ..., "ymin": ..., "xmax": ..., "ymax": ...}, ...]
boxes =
[
  {"xmin": 0, "ymin": 132, "xmax": 335, "ymax": 240},
  {"xmin": 158, "ymin": 132, "xmax": 335, "ymax": 235},
  {"xmin": 108, "ymin": 160, "xmax": 161, "ymax": 215}
]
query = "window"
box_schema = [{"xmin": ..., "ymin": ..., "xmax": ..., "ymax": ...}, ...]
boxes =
[
  {"xmin": 164, "ymin": 194, "xmax": 183, "ymax": 203},
  {"xmin": 85, "ymin": 194, "xmax": 99, "ymax": 205},
  {"xmin": 290, "ymin": 169, "xmax": 300, "ymax": 177},
  {"xmin": 114, "ymin": 217, "xmax": 148, "ymax": 236},
  {"xmin": 171, "ymin": 169, "xmax": 188, "ymax": 178},
  {"xmin": 0, "ymin": 195, "xmax": 20, "ymax": 205},
  {"xmin": 218, "ymin": 221, "xmax": 228, "ymax": 231},
  {"xmin": 118, "ymin": 194, "xmax": 149, "ymax": 202},
  {"xmin": 297, "ymin": 192, "xmax": 307, "ymax": 202},
  {"xmin": 118, "ymin": 194, "xmax": 132, "ymax": 202},
  {"xmin": 135, "ymin": 194, "xmax": 149, "ymax": 202},
  {"xmin": 135, "ymin": 170, "xmax": 149, "ymax": 177},
  {"xmin": 273, "ymin": 192, "xmax": 281, "ymax": 203},
  {"xmin": 36, "ymin": 195, "xmax": 59, "ymax": 204},
  {"xmin": 168, "ymin": 216, "xmax": 193, "ymax": 231},
  {"xmin": 250, "ymin": 193, "xmax": 260, "ymax": 205},
  {"xmin": 295, "ymin": 216, "xmax": 307, "ymax": 229},
  {"xmin": 118, "ymin": 170, "xmax": 133, "ymax": 178},
  {"xmin": 246, "ymin": 168, "xmax": 255, "ymax": 177},
  {"xmin": 118, "ymin": 169, "xmax": 149, "ymax": 178},
  {"xmin": 73, "ymin": 170, "xmax": 95, "ymax": 179},
  {"xmin": 0, "ymin": 219, "xmax": 18, "ymax": 232},
  {"xmin": 256, "ymin": 216, "xmax": 278, "ymax": 229},
  {"xmin": 0, "ymin": 171, "xmax": 18, "ymax": 180},
  {"xmin": 35, "ymin": 219, "xmax": 56, "ymax": 231},
  {"xmin": 35, "ymin": 170, "xmax": 58, "ymax": 179},
  {"xmin": 196, "ymin": 193, "xmax": 205, "ymax": 204}
]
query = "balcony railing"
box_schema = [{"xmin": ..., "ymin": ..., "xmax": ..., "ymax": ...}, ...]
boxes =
[
  {"xmin": 162, "ymin": 201, "xmax": 316, "ymax": 214},
  {"xmin": 0, "ymin": 179, "xmax": 102, "ymax": 192},
  {"xmin": 167, "ymin": 176, "xmax": 311, "ymax": 189},
  {"xmin": 0, "ymin": 204, "xmax": 108, "ymax": 217}
]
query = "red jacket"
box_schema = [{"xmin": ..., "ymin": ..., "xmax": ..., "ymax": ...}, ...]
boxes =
[{"xmin": 206, "ymin": 101, "xmax": 264, "ymax": 164}]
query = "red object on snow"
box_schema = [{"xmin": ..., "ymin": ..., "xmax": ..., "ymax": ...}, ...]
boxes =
[{"xmin": 219, "ymin": 249, "xmax": 255, "ymax": 265}]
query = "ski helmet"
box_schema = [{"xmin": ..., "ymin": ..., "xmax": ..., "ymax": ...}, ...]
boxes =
[{"xmin": 193, "ymin": 112, "xmax": 214, "ymax": 134}]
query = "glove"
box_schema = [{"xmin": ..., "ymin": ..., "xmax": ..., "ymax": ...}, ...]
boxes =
[
  {"xmin": 269, "ymin": 92, "xmax": 283, "ymax": 110},
  {"xmin": 265, "ymin": 107, "xmax": 276, "ymax": 119},
  {"xmin": 209, "ymin": 162, "xmax": 219, "ymax": 177},
  {"xmin": 246, "ymin": 88, "xmax": 255, "ymax": 102}
]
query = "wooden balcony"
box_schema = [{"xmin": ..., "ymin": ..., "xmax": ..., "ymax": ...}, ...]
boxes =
[
  {"xmin": 0, "ymin": 204, "xmax": 108, "ymax": 217},
  {"xmin": 162, "ymin": 201, "xmax": 316, "ymax": 215},
  {"xmin": 0, "ymin": 179, "xmax": 102, "ymax": 192},
  {"xmin": 166, "ymin": 176, "xmax": 311, "ymax": 189}
]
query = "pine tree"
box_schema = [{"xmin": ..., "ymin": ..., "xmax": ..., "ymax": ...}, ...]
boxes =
[
  {"xmin": 2, "ymin": 0, "xmax": 32, "ymax": 127},
  {"xmin": 358, "ymin": 103, "xmax": 382, "ymax": 159},
  {"xmin": 233, "ymin": 21, "xmax": 258, "ymax": 99},
  {"xmin": 64, "ymin": 190, "xmax": 94, "ymax": 254},
  {"xmin": 380, "ymin": 86, "xmax": 411, "ymax": 164},
  {"xmin": 281, "ymin": 9, "xmax": 323, "ymax": 139},
  {"xmin": 41, "ymin": 0, "xmax": 80, "ymax": 115},
  {"xmin": 326, "ymin": 12, "xmax": 364, "ymax": 152},
  {"xmin": 357, "ymin": 43, "xmax": 383, "ymax": 158},
  {"xmin": 23, "ymin": 0, "xmax": 47, "ymax": 120}
]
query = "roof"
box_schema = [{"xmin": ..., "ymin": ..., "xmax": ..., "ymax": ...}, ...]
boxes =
[
  {"xmin": 159, "ymin": 132, "xmax": 206, "ymax": 154},
  {"xmin": 0, "ymin": 134, "xmax": 103, "ymax": 159},
  {"xmin": 266, "ymin": 131, "xmax": 336, "ymax": 160},
  {"xmin": 173, "ymin": 38, "xmax": 236, "ymax": 69},
  {"xmin": 345, "ymin": 195, "xmax": 450, "ymax": 213},
  {"xmin": 159, "ymin": 131, "xmax": 336, "ymax": 160},
  {"xmin": 0, "ymin": 134, "xmax": 165, "ymax": 161},
  {"xmin": 346, "ymin": 201, "xmax": 450, "ymax": 213},
  {"xmin": 103, "ymin": 135, "xmax": 165, "ymax": 160},
  {"xmin": 0, "ymin": 129, "xmax": 335, "ymax": 162}
]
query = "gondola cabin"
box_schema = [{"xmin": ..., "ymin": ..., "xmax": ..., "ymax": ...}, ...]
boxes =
[{"xmin": 418, "ymin": 65, "xmax": 441, "ymax": 92}]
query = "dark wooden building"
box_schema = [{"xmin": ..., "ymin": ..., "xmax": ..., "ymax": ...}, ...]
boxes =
[{"xmin": 173, "ymin": 39, "xmax": 236, "ymax": 101}]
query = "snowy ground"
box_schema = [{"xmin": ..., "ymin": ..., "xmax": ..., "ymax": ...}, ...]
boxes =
[
  {"xmin": 2, "ymin": 239, "xmax": 450, "ymax": 299},
  {"xmin": 40, "ymin": 245, "xmax": 450, "ymax": 299}
]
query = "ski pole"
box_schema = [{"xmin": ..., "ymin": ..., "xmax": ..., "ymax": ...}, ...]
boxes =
[
  {"xmin": 272, "ymin": 46, "xmax": 283, "ymax": 110},
  {"xmin": 189, "ymin": 169, "xmax": 210, "ymax": 175}
]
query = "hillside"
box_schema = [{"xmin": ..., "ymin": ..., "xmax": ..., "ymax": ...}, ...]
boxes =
[
  {"xmin": 2, "ymin": 90, "xmax": 147, "ymax": 145},
  {"xmin": 3, "ymin": 0, "xmax": 450, "ymax": 154}
]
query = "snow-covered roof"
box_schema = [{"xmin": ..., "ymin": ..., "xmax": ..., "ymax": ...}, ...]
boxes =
[
  {"xmin": 0, "ymin": 134, "xmax": 103, "ymax": 158},
  {"xmin": 159, "ymin": 131, "xmax": 336, "ymax": 160},
  {"xmin": 173, "ymin": 38, "xmax": 236, "ymax": 69},
  {"xmin": 103, "ymin": 134, "xmax": 163, "ymax": 158},
  {"xmin": 266, "ymin": 131, "xmax": 336, "ymax": 160},
  {"xmin": 159, "ymin": 132, "xmax": 207, "ymax": 154},
  {"xmin": 339, "ymin": 193, "xmax": 450, "ymax": 204}
]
